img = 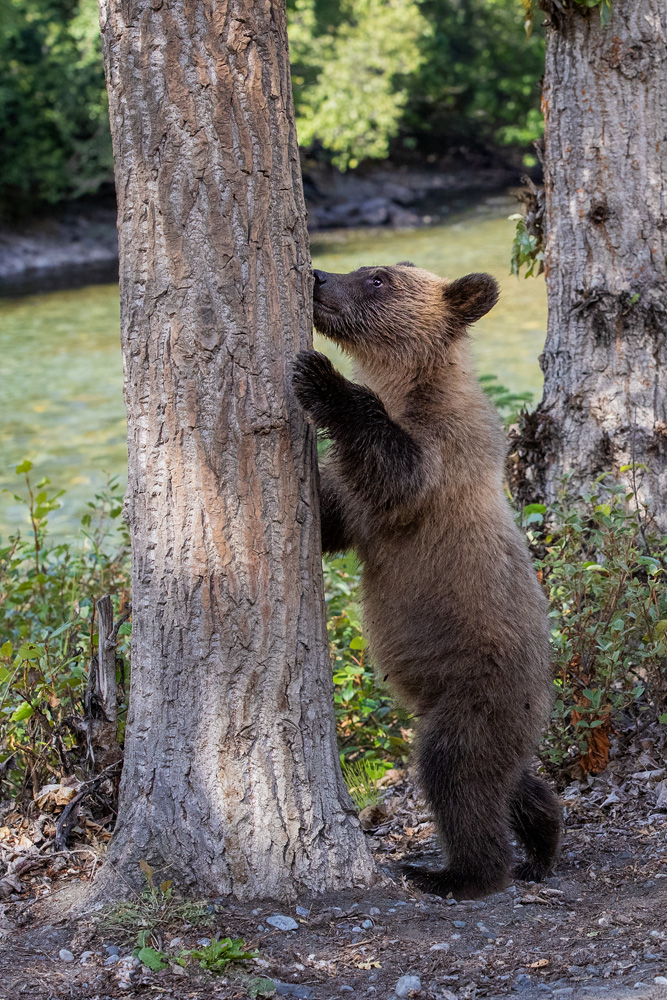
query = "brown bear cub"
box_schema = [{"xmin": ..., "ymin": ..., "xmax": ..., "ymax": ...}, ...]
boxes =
[{"xmin": 292, "ymin": 262, "xmax": 562, "ymax": 900}]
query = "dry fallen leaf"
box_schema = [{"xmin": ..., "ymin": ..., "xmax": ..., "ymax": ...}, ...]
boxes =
[{"xmin": 529, "ymin": 958, "xmax": 549, "ymax": 968}]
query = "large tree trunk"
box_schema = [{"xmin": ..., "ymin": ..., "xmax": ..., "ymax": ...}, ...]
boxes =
[
  {"xmin": 96, "ymin": 0, "xmax": 374, "ymax": 899},
  {"xmin": 511, "ymin": 1, "xmax": 667, "ymax": 525}
]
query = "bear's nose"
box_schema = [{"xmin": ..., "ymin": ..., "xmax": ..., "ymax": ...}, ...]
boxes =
[{"xmin": 313, "ymin": 269, "xmax": 327, "ymax": 286}]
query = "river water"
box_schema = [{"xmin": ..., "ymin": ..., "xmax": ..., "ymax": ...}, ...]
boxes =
[{"xmin": 0, "ymin": 197, "xmax": 546, "ymax": 536}]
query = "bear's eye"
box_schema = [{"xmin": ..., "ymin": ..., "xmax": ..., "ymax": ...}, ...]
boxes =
[{"xmin": 372, "ymin": 278, "xmax": 383, "ymax": 287}]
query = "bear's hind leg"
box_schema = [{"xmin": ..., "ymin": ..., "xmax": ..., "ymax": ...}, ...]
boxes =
[
  {"xmin": 402, "ymin": 720, "xmax": 514, "ymax": 900},
  {"xmin": 510, "ymin": 770, "xmax": 562, "ymax": 882}
]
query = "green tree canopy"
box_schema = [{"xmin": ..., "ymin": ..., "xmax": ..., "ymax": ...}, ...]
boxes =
[
  {"xmin": 0, "ymin": 0, "xmax": 545, "ymax": 214},
  {"xmin": 0, "ymin": 0, "xmax": 112, "ymax": 213}
]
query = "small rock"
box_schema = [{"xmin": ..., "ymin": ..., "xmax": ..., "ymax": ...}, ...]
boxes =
[
  {"xmin": 169, "ymin": 937, "xmax": 184, "ymax": 951},
  {"xmin": 341, "ymin": 988, "xmax": 354, "ymax": 994},
  {"xmin": 116, "ymin": 955, "xmax": 140, "ymax": 990},
  {"xmin": 430, "ymin": 942, "xmax": 450, "ymax": 952},
  {"xmin": 104, "ymin": 944, "xmax": 121, "ymax": 955},
  {"xmin": 383, "ymin": 182, "xmax": 416, "ymax": 206},
  {"xmin": 80, "ymin": 951, "xmax": 94, "ymax": 964},
  {"xmin": 453, "ymin": 920, "xmax": 466, "ymax": 928},
  {"xmin": 361, "ymin": 919, "xmax": 373, "ymax": 929},
  {"xmin": 104, "ymin": 954, "xmax": 120, "ymax": 966},
  {"xmin": 390, "ymin": 208, "xmax": 422, "ymax": 228},
  {"xmin": 296, "ymin": 905, "xmax": 309, "ymax": 917},
  {"xmin": 351, "ymin": 925, "xmax": 363, "ymax": 933},
  {"xmin": 655, "ymin": 782, "xmax": 667, "ymax": 811},
  {"xmin": 59, "ymin": 949, "xmax": 74, "ymax": 963},
  {"xmin": 196, "ymin": 936, "xmax": 210, "ymax": 947},
  {"xmin": 273, "ymin": 982, "xmax": 314, "ymax": 999},
  {"xmin": 267, "ymin": 914, "xmax": 299, "ymax": 932},
  {"xmin": 394, "ymin": 974, "xmax": 421, "ymax": 997},
  {"xmin": 359, "ymin": 197, "xmax": 391, "ymax": 226},
  {"xmin": 369, "ymin": 907, "xmax": 381, "ymax": 915},
  {"xmin": 476, "ymin": 921, "xmax": 495, "ymax": 938},
  {"xmin": 654, "ymin": 977, "xmax": 667, "ymax": 986}
]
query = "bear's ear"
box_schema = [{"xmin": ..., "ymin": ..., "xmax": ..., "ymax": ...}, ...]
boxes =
[
  {"xmin": 443, "ymin": 273, "xmax": 499, "ymax": 326},
  {"xmin": 396, "ymin": 260, "xmax": 415, "ymax": 267}
]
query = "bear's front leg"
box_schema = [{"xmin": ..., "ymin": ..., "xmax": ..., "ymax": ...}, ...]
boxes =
[{"xmin": 292, "ymin": 350, "xmax": 425, "ymax": 510}]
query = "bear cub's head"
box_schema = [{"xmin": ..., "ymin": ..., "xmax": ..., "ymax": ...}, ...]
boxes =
[{"xmin": 312, "ymin": 262, "xmax": 498, "ymax": 365}]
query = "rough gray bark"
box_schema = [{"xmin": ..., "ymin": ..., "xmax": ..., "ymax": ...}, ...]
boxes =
[
  {"xmin": 511, "ymin": 1, "xmax": 667, "ymax": 525},
  {"xmin": 96, "ymin": 0, "xmax": 374, "ymax": 899}
]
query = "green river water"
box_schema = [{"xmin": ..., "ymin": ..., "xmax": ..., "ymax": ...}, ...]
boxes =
[{"xmin": 0, "ymin": 198, "xmax": 546, "ymax": 536}]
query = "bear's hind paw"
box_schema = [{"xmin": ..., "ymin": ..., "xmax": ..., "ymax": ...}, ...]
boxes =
[
  {"xmin": 513, "ymin": 860, "xmax": 552, "ymax": 884},
  {"xmin": 399, "ymin": 862, "xmax": 507, "ymax": 901}
]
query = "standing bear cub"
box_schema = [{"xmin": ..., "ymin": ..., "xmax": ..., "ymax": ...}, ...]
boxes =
[{"xmin": 292, "ymin": 262, "xmax": 561, "ymax": 900}]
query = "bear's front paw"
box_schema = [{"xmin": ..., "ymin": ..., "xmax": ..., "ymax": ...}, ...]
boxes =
[{"xmin": 292, "ymin": 350, "xmax": 347, "ymax": 424}]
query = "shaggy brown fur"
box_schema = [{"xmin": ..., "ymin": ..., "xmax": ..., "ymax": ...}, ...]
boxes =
[{"xmin": 292, "ymin": 263, "xmax": 561, "ymax": 900}]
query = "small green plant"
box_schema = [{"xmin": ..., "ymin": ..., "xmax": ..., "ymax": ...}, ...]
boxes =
[
  {"xmin": 342, "ymin": 757, "xmax": 389, "ymax": 810},
  {"xmin": 248, "ymin": 978, "xmax": 277, "ymax": 999},
  {"xmin": 510, "ymin": 213, "xmax": 544, "ymax": 278},
  {"xmin": 134, "ymin": 930, "xmax": 169, "ymax": 972},
  {"xmin": 177, "ymin": 937, "xmax": 258, "ymax": 974},
  {"xmin": 100, "ymin": 861, "xmax": 215, "ymax": 940},
  {"xmin": 479, "ymin": 375, "xmax": 533, "ymax": 425}
]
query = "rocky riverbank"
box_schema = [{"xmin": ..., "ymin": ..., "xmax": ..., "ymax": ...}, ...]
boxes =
[{"xmin": 0, "ymin": 162, "xmax": 521, "ymax": 295}]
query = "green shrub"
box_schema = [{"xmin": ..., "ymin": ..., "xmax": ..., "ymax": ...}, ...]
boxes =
[
  {"xmin": 3, "ymin": 461, "xmax": 666, "ymax": 805},
  {"xmin": 527, "ymin": 473, "xmax": 667, "ymax": 775},
  {"xmin": 0, "ymin": 461, "xmax": 130, "ymax": 799},
  {"xmin": 325, "ymin": 553, "xmax": 412, "ymax": 765}
]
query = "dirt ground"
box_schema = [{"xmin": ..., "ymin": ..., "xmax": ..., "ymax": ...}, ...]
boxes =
[{"xmin": 2, "ymin": 753, "xmax": 667, "ymax": 1000}]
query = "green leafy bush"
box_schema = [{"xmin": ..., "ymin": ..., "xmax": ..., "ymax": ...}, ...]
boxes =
[
  {"xmin": 0, "ymin": 462, "xmax": 129, "ymax": 799},
  {"xmin": 325, "ymin": 553, "xmax": 412, "ymax": 764},
  {"xmin": 4, "ymin": 459, "xmax": 664, "ymax": 803},
  {"xmin": 526, "ymin": 473, "xmax": 667, "ymax": 774}
]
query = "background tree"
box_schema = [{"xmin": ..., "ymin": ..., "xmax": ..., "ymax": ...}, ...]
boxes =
[
  {"xmin": 512, "ymin": 0, "xmax": 667, "ymax": 524},
  {"xmin": 0, "ymin": 0, "xmax": 545, "ymax": 215},
  {"xmin": 0, "ymin": 0, "xmax": 112, "ymax": 214},
  {"xmin": 96, "ymin": 0, "xmax": 374, "ymax": 898}
]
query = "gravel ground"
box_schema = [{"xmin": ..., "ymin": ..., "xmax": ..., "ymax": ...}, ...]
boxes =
[{"xmin": 2, "ymin": 736, "xmax": 667, "ymax": 1000}]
